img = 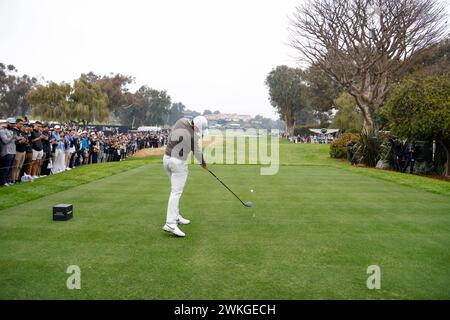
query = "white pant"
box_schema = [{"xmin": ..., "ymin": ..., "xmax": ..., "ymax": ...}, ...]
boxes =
[
  {"xmin": 32, "ymin": 149, "xmax": 44, "ymax": 161},
  {"xmin": 52, "ymin": 148, "xmax": 66, "ymax": 174},
  {"xmin": 163, "ymin": 154, "xmax": 188, "ymax": 224}
]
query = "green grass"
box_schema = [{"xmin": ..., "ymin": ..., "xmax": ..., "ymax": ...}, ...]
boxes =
[
  {"xmin": 0, "ymin": 160, "xmax": 150, "ymax": 211},
  {"xmin": 0, "ymin": 142, "xmax": 449, "ymax": 299},
  {"xmin": 279, "ymin": 141, "xmax": 450, "ymax": 196}
]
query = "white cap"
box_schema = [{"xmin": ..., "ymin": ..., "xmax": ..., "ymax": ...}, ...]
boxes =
[
  {"xmin": 193, "ymin": 115, "xmax": 208, "ymax": 137},
  {"xmin": 54, "ymin": 125, "xmax": 61, "ymax": 129}
]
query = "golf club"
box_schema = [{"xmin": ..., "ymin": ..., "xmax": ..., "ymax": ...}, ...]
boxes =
[{"xmin": 206, "ymin": 168, "xmax": 253, "ymax": 207}]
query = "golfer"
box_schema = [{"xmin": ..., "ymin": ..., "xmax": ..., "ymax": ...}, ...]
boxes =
[{"xmin": 163, "ymin": 116, "xmax": 208, "ymax": 237}]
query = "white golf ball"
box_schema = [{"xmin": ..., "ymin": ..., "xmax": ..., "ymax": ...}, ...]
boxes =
[{"xmin": 250, "ymin": 189, "xmax": 254, "ymax": 193}]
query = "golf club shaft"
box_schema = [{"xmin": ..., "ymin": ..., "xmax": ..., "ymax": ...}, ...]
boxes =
[{"xmin": 207, "ymin": 168, "xmax": 246, "ymax": 206}]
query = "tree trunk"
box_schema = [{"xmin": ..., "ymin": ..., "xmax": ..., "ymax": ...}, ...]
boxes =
[
  {"xmin": 358, "ymin": 102, "xmax": 374, "ymax": 133},
  {"xmin": 362, "ymin": 114, "xmax": 374, "ymax": 133},
  {"xmin": 283, "ymin": 105, "xmax": 294, "ymax": 136},
  {"xmin": 439, "ymin": 139, "xmax": 450, "ymax": 177},
  {"xmin": 352, "ymin": 94, "xmax": 375, "ymax": 133}
]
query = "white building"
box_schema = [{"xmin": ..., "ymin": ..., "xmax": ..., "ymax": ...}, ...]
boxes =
[{"xmin": 205, "ymin": 113, "xmax": 252, "ymax": 122}]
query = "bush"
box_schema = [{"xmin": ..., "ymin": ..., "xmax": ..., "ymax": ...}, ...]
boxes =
[
  {"xmin": 354, "ymin": 130, "xmax": 388, "ymax": 167},
  {"xmin": 330, "ymin": 133, "xmax": 360, "ymax": 158}
]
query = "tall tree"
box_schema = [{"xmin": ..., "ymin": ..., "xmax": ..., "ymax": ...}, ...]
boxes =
[
  {"xmin": 293, "ymin": 106, "xmax": 318, "ymax": 127},
  {"xmin": 28, "ymin": 75, "xmax": 109, "ymax": 125},
  {"xmin": 84, "ymin": 71, "xmax": 101, "ymax": 84},
  {"xmin": 383, "ymin": 74, "xmax": 450, "ymax": 176},
  {"xmin": 0, "ymin": 63, "xmax": 37, "ymax": 117},
  {"xmin": 330, "ymin": 92, "xmax": 363, "ymax": 131},
  {"xmin": 122, "ymin": 86, "xmax": 171, "ymax": 127},
  {"xmin": 70, "ymin": 74, "xmax": 109, "ymax": 124},
  {"xmin": 183, "ymin": 109, "xmax": 201, "ymax": 118},
  {"xmin": 28, "ymin": 82, "xmax": 72, "ymax": 122},
  {"xmin": 95, "ymin": 73, "xmax": 135, "ymax": 113},
  {"xmin": 137, "ymin": 86, "xmax": 171, "ymax": 125},
  {"xmin": 290, "ymin": 0, "xmax": 447, "ymax": 132},
  {"xmin": 169, "ymin": 102, "xmax": 186, "ymax": 125},
  {"xmin": 265, "ymin": 65, "xmax": 309, "ymax": 135},
  {"xmin": 303, "ymin": 64, "xmax": 340, "ymax": 113},
  {"xmin": 399, "ymin": 37, "xmax": 450, "ymax": 78}
]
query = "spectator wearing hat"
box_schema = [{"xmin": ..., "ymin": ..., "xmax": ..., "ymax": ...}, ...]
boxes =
[
  {"xmin": 12, "ymin": 118, "xmax": 29, "ymax": 183},
  {"xmin": 0, "ymin": 118, "xmax": 18, "ymax": 186},
  {"xmin": 22, "ymin": 122, "xmax": 34, "ymax": 177}
]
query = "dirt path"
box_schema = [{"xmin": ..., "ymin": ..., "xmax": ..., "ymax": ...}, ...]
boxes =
[{"xmin": 132, "ymin": 147, "xmax": 165, "ymax": 158}]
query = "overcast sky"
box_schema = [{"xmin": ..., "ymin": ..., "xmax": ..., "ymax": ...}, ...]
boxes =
[{"xmin": 0, "ymin": 0, "xmax": 303, "ymax": 119}]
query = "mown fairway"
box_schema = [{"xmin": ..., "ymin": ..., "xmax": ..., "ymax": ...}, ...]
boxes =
[{"xmin": 1, "ymin": 142, "xmax": 449, "ymax": 299}]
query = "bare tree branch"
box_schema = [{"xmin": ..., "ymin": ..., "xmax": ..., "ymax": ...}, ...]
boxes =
[{"xmin": 289, "ymin": 0, "xmax": 448, "ymax": 131}]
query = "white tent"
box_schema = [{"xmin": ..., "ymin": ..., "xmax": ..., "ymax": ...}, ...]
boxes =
[
  {"xmin": 309, "ymin": 128, "xmax": 340, "ymax": 135},
  {"xmin": 308, "ymin": 128, "xmax": 340, "ymax": 144}
]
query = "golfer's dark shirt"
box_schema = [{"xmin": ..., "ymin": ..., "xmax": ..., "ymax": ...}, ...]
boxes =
[{"xmin": 165, "ymin": 118, "xmax": 204, "ymax": 164}]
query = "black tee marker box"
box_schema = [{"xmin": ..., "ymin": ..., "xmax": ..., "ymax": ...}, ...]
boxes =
[{"xmin": 53, "ymin": 204, "xmax": 73, "ymax": 221}]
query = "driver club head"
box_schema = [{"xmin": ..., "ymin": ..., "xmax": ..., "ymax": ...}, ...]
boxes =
[{"xmin": 244, "ymin": 201, "xmax": 253, "ymax": 207}]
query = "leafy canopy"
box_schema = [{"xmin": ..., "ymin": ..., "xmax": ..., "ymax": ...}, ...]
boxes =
[{"xmin": 383, "ymin": 74, "xmax": 450, "ymax": 141}]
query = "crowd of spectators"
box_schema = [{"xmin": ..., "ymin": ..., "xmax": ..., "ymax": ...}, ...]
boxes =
[
  {"xmin": 287, "ymin": 135, "xmax": 333, "ymax": 144},
  {"xmin": 0, "ymin": 117, "xmax": 168, "ymax": 187}
]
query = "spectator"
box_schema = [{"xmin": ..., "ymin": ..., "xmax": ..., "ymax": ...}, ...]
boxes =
[
  {"xmin": 51, "ymin": 125, "xmax": 66, "ymax": 173},
  {"xmin": 71, "ymin": 131, "xmax": 81, "ymax": 168},
  {"xmin": 30, "ymin": 121, "xmax": 46, "ymax": 178},
  {"xmin": 0, "ymin": 118, "xmax": 18, "ymax": 186},
  {"xmin": 65, "ymin": 129, "xmax": 75, "ymax": 170},
  {"xmin": 404, "ymin": 142, "xmax": 417, "ymax": 174},
  {"xmin": 98, "ymin": 136, "xmax": 106, "ymax": 163},
  {"xmin": 81, "ymin": 131, "xmax": 89, "ymax": 164},
  {"xmin": 2, "ymin": 120, "xmax": 161, "ymax": 184},
  {"xmin": 22, "ymin": 120, "xmax": 33, "ymax": 177},
  {"xmin": 40, "ymin": 123, "xmax": 52, "ymax": 176},
  {"xmin": 12, "ymin": 118, "xmax": 29, "ymax": 183},
  {"xmin": 90, "ymin": 134, "xmax": 99, "ymax": 164},
  {"xmin": 347, "ymin": 140, "xmax": 357, "ymax": 166}
]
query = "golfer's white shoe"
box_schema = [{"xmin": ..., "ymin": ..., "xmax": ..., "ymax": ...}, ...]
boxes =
[
  {"xmin": 163, "ymin": 223, "xmax": 185, "ymax": 237},
  {"xmin": 176, "ymin": 215, "xmax": 191, "ymax": 225}
]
